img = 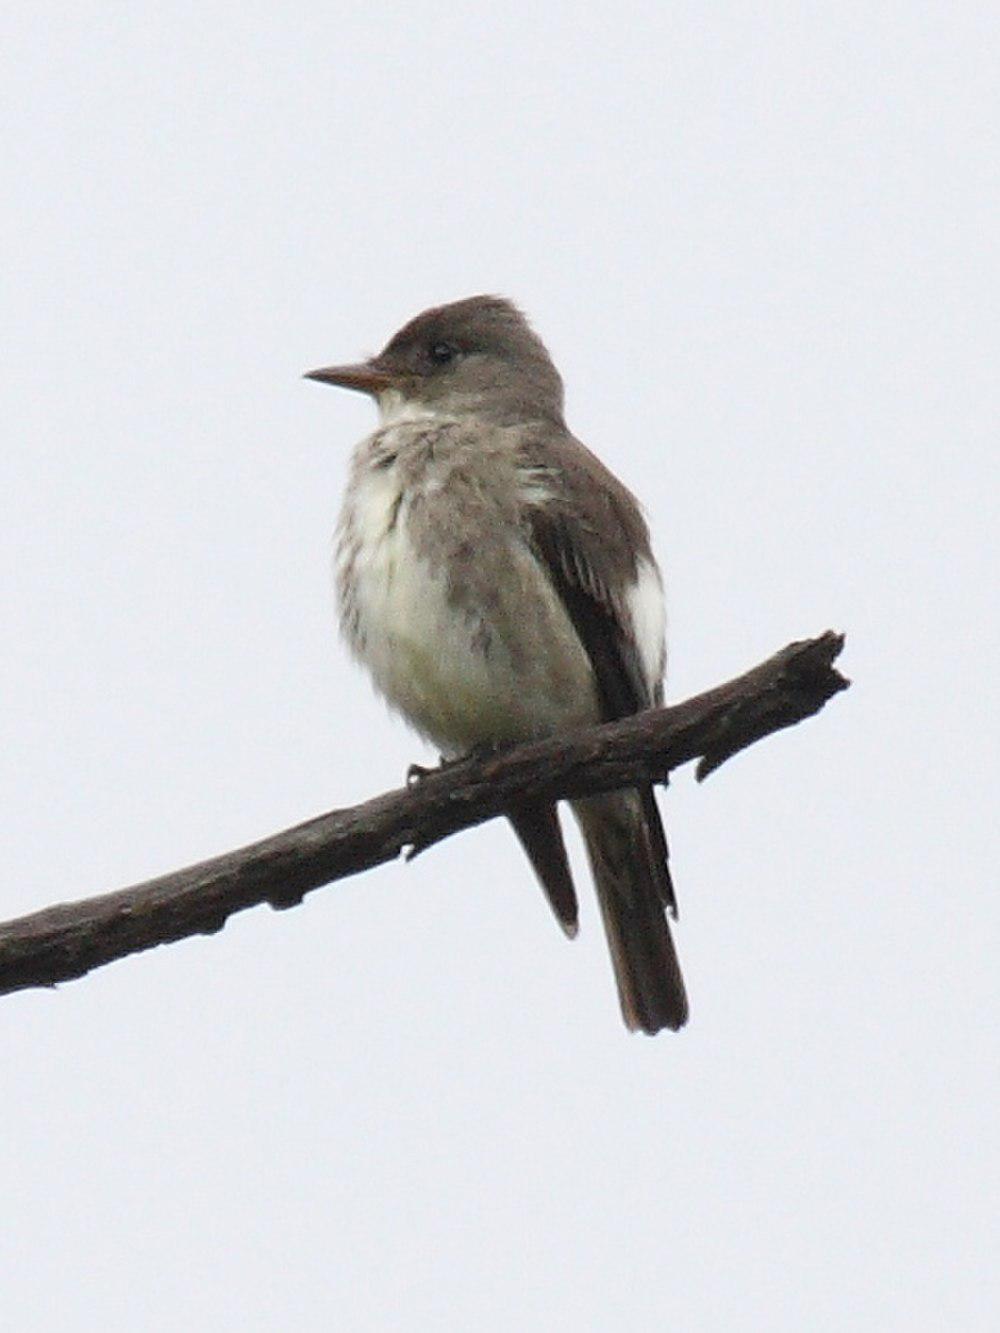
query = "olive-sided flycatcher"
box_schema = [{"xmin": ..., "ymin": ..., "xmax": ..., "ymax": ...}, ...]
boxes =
[{"xmin": 306, "ymin": 296, "xmax": 687, "ymax": 1033}]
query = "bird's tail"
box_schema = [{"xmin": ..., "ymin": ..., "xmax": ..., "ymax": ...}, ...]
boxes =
[{"xmin": 572, "ymin": 789, "xmax": 688, "ymax": 1034}]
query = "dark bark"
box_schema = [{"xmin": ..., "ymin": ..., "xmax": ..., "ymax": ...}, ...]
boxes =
[{"xmin": 0, "ymin": 632, "xmax": 848, "ymax": 998}]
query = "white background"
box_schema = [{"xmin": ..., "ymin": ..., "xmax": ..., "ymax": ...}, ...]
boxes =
[{"xmin": 2, "ymin": 4, "xmax": 997, "ymax": 1329}]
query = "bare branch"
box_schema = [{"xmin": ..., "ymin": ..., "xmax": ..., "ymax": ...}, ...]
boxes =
[{"xmin": 0, "ymin": 632, "xmax": 848, "ymax": 998}]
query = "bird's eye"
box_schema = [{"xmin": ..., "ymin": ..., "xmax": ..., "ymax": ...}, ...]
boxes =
[{"xmin": 429, "ymin": 342, "xmax": 458, "ymax": 365}]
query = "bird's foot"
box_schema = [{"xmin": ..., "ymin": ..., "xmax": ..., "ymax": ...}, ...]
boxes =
[
  {"xmin": 405, "ymin": 753, "xmax": 465, "ymax": 786},
  {"xmin": 406, "ymin": 760, "xmax": 439, "ymax": 787},
  {"xmin": 406, "ymin": 743, "xmax": 509, "ymax": 788}
]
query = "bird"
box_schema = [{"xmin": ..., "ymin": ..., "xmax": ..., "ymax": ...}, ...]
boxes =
[{"xmin": 306, "ymin": 295, "xmax": 687, "ymax": 1033}]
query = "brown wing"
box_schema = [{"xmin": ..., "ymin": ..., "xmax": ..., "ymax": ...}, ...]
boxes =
[
  {"xmin": 507, "ymin": 801, "xmax": 578, "ymax": 937},
  {"xmin": 525, "ymin": 491, "xmax": 676, "ymax": 917}
]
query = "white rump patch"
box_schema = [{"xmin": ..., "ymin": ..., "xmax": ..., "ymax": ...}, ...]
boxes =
[{"xmin": 627, "ymin": 557, "xmax": 666, "ymax": 693}]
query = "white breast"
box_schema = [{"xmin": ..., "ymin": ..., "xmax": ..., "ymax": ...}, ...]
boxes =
[{"xmin": 336, "ymin": 444, "xmax": 597, "ymax": 753}]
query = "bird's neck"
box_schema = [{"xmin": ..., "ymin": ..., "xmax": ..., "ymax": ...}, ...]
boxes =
[{"xmin": 376, "ymin": 389, "xmax": 452, "ymax": 427}]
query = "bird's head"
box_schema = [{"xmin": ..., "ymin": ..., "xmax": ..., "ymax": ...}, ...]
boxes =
[{"xmin": 305, "ymin": 295, "xmax": 565, "ymax": 426}]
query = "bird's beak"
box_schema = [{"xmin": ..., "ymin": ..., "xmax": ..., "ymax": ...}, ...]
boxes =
[{"xmin": 303, "ymin": 359, "xmax": 396, "ymax": 395}]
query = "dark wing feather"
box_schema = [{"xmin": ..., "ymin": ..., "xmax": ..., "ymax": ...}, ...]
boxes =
[
  {"xmin": 508, "ymin": 800, "xmax": 579, "ymax": 937},
  {"xmin": 526, "ymin": 507, "xmax": 648, "ymax": 718},
  {"xmin": 525, "ymin": 499, "xmax": 677, "ymax": 918}
]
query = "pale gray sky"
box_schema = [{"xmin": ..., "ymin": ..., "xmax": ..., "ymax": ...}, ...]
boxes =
[{"xmin": 2, "ymin": 4, "xmax": 997, "ymax": 1330}]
